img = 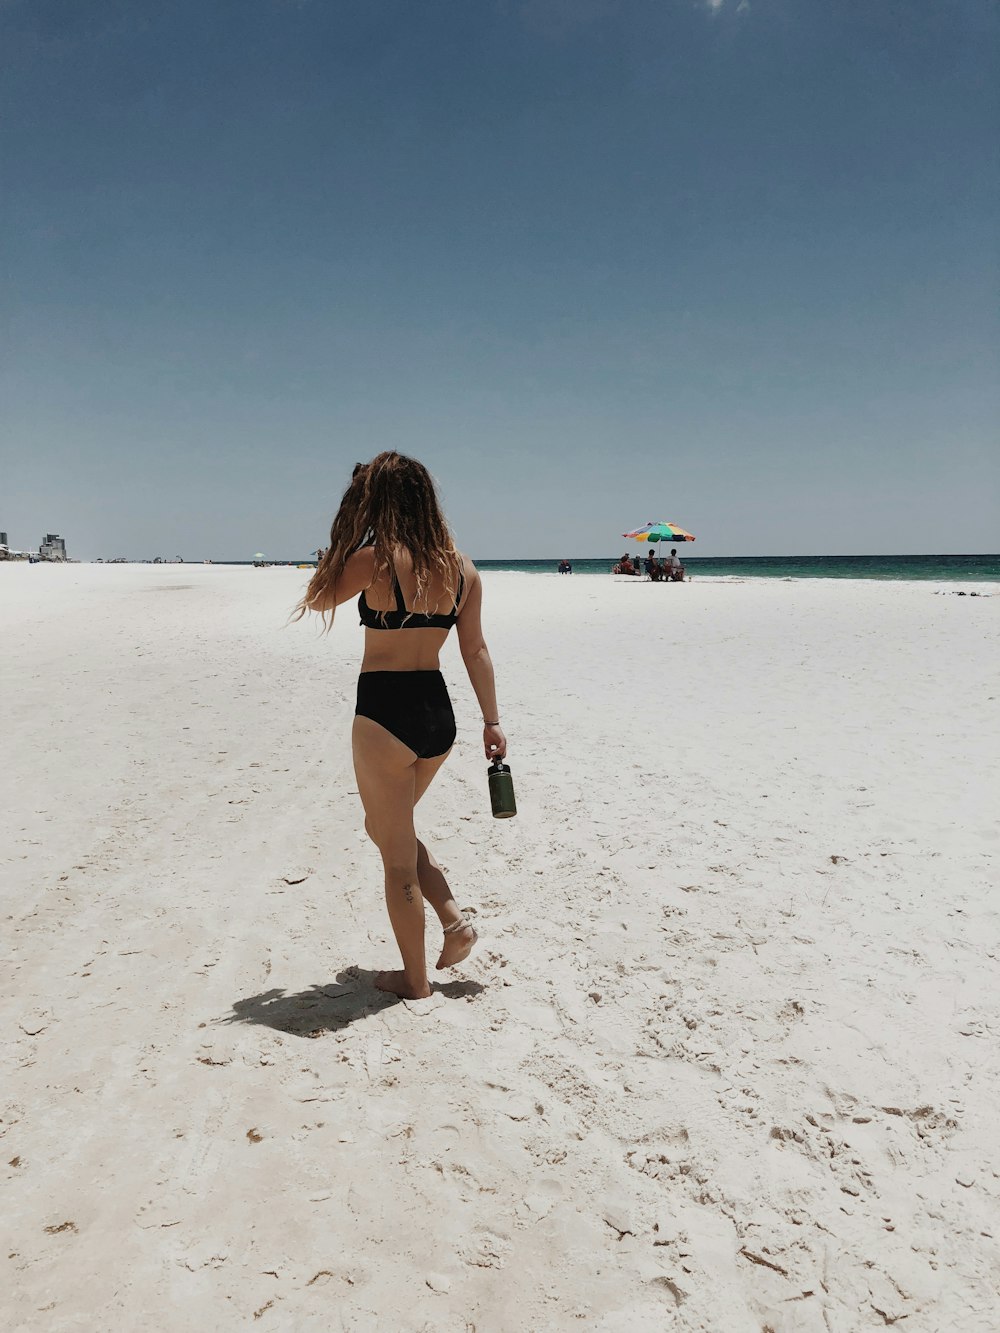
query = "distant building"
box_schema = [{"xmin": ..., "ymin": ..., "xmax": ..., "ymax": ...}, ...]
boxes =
[
  {"xmin": 39, "ymin": 533, "xmax": 67, "ymax": 561},
  {"xmin": 0, "ymin": 531, "xmax": 7, "ymax": 547}
]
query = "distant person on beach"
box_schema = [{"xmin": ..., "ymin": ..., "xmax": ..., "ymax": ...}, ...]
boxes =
[
  {"xmin": 558, "ymin": 558, "xmax": 572, "ymax": 574},
  {"xmin": 667, "ymin": 548, "xmax": 685, "ymax": 581},
  {"xmin": 293, "ymin": 453, "xmax": 505, "ymax": 1000},
  {"xmin": 644, "ymin": 552, "xmax": 659, "ymax": 580}
]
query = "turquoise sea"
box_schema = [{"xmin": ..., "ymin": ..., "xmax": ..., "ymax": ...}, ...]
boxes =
[
  {"xmin": 224, "ymin": 554, "xmax": 998, "ymax": 581},
  {"xmin": 473, "ymin": 554, "xmax": 1000, "ymax": 582}
]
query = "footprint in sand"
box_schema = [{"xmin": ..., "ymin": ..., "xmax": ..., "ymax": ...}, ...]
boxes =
[{"xmin": 460, "ymin": 1229, "xmax": 511, "ymax": 1270}]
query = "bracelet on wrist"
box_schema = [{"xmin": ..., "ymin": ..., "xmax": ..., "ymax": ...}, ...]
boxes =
[{"xmin": 483, "ymin": 719, "xmax": 500, "ymax": 726}]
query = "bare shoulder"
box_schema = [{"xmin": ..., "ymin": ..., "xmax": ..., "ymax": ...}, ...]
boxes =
[
  {"xmin": 458, "ymin": 549, "xmax": 478, "ymax": 587},
  {"xmin": 345, "ymin": 546, "xmax": 376, "ymax": 583},
  {"xmin": 326, "ymin": 545, "xmax": 375, "ymax": 608},
  {"xmin": 456, "ymin": 552, "xmax": 481, "ymax": 616}
]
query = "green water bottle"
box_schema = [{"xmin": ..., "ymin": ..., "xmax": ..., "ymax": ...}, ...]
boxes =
[{"xmin": 488, "ymin": 757, "xmax": 517, "ymax": 819}]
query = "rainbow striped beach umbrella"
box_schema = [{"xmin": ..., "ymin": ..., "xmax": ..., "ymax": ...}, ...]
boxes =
[{"xmin": 623, "ymin": 520, "xmax": 696, "ymax": 543}]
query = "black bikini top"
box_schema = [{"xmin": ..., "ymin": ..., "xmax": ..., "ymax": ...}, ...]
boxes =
[{"xmin": 359, "ymin": 567, "xmax": 465, "ymax": 630}]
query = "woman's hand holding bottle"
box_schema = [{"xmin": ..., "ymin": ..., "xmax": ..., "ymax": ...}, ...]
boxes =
[{"xmin": 483, "ymin": 722, "xmax": 507, "ymax": 759}]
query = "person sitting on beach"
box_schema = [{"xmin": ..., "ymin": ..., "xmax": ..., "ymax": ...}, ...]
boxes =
[
  {"xmin": 293, "ymin": 453, "xmax": 506, "ymax": 1000},
  {"xmin": 619, "ymin": 555, "xmax": 634, "ymax": 575},
  {"xmin": 558, "ymin": 558, "xmax": 572, "ymax": 574},
  {"xmin": 667, "ymin": 548, "xmax": 685, "ymax": 581},
  {"xmin": 644, "ymin": 552, "xmax": 660, "ymax": 581}
]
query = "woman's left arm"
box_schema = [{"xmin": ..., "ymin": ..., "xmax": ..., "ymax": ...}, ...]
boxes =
[{"xmin": 308, "ymin": 547, "xmax": 375, "ymax": 613}]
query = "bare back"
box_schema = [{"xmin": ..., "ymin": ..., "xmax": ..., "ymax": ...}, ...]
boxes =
[{"xmin": 359, "ymin": 551, "xmax": 472, "ymax": 672}]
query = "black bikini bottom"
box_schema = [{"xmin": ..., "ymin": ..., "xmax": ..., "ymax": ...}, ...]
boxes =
[{"xmin": 355, "ymin": 670, "xmax": 456, "ymax": 759}]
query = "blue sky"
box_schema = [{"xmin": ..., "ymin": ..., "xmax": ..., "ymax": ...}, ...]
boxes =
[{"xmin": 2, "ymin": 0, "xmax": 997, "ymax": 559}]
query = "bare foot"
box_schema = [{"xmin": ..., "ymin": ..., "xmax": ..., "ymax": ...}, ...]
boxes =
[
  {"xmin": 375, "ymin": 970, "xmax": 433, "ymax": 1000},
  {"xmin": 436, "ymin": 922, "xmax": 478, "ymax": 971}
]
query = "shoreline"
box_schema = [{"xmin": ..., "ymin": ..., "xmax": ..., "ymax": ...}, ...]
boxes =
[{"xmin": 4, "ymin": 560, "xmax": 999, "ymax": 587}]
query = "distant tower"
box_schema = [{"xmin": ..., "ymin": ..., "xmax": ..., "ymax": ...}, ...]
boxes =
[
  {"xmin": 39, "ymin": 533, "xmax": 67, "ymax": 561},
  {"xmin": 0, "ymin": 531, "xmax": 7, "ymax": 547}
]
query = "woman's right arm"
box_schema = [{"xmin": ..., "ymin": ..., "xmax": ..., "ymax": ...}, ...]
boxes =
[{"xmin": 456, "ymin": 563, "xmax": 507, "ymax": 759}]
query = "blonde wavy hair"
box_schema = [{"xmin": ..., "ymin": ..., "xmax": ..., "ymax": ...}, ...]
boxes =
[{"xmin": 293, "ymin": 452, "xmax": 461, "ymax": 630}]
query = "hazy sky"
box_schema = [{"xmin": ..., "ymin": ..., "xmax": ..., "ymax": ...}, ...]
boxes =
[{"xmin": 2, "ymin": 0, "xmax": 997, "ymax": 559}]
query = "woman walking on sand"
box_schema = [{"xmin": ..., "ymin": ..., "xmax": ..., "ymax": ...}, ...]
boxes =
[{"xmin": 294, "ymin": 453, "xmax": 506, "ymax": 1000}]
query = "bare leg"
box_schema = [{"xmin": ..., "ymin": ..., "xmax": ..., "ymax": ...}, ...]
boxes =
[
  {"xmin": 411, "ymin": 757, "xmax": 477, "ymax": 969},
  {"xmin": 414, "ymin": 838, "xmax": 460, "ymax": 925},
  {"xmin": 410, "ymin": 751, "xmax": 482, "ymax": 970},
  {"xmin": 352, "ymin": 717, "xmax": 430, "ymax": 999},
  {"xmin": 416, "ymin": 839, "xmax": 478, "ymax": 969}
]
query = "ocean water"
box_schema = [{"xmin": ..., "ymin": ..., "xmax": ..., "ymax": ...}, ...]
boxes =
[
  {"xmin": 473, "ymin": 554, "xmax": 1000, "ymax": 582},
  {"xmin": 216, "ymin": 554, "xmax": 998, "ymax": 582}
]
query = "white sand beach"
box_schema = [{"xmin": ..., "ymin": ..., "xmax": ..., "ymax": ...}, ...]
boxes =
[{"xmin": 2, "ymin": 563, "xmax": 998, "ymax": 1332}]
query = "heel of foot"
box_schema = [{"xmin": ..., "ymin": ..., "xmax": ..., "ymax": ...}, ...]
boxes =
[{"xmin": 435, "ymin": 922, "xmax": 478, "ymax": 971}]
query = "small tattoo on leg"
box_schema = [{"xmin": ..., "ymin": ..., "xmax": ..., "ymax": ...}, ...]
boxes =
[{"xmin": 404, "ymin": 884, "xmax": 414, "ymax": 904}]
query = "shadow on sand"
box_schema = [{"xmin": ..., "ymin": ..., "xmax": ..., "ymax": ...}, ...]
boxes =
[{"xmin": 223, "ymin": 966, "xmax": 485, "ymax": 1037}]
